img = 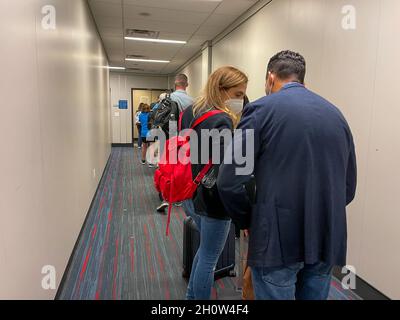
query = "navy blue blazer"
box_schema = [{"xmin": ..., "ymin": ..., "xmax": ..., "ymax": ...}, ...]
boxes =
[{"xmin": 217, "ymin": 83, "xmax": 357, "ymax": 268}]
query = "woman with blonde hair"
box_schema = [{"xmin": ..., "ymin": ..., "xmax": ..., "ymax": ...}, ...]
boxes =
[{"xmin": 180, "ymin": 66, "xmax": 248, "ymax": 300}]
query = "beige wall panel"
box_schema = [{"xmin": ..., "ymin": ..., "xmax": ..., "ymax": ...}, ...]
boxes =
[
  {"xmin": 318, "ymin": 0, "xmax": 380, "ymax": 273},
  {"xmin": 213, "ymin": 0, "xmax": 295, "ymax": 101},
  {"xmin": 211, "ymin": 0, "xmax": 397, "ymax": 298},
  {"xmin": 0, "ymin": 0, "xmax": 111, "ymax": 299},
  {"xmin": 0, "ymin": 0, "xmax": 49, "ymax": 299},
  {"xmin": 358, "ymin": 0, "xmax": 400, "ymax": 299},
  {"xmin": 110, "ymin": 74, "xmax": 121, "ymax": 143},
  {"xmin": 180, "ymin": 55, "xmax": 203, "ymax": 99}
]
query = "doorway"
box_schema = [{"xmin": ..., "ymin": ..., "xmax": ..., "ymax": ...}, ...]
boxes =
[{"xmin": 131, "ymin": 88, "xmax": 168, "ymax": 145}]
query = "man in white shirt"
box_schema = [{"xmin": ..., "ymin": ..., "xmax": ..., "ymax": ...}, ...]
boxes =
[{"xmin": 170, "ymin": 74, "xmax": 194, "ymax": 112}]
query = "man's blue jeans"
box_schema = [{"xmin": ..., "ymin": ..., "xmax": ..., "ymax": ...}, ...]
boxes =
[
  {"xmin": 183, "ymin": 200, "xmax": 232, "ymax": 300},
  {"xmin": 251, "ymin": 262, "xmax": 333, "ymax": 300}
]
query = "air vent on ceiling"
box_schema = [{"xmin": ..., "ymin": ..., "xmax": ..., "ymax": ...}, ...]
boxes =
[{"xmin": 125, "ymin": 29, "xmax": 160, "ymax": 39}]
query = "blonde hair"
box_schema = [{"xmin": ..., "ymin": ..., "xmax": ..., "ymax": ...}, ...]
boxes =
[{"xmin": 193, "ymin": 66, "xmax": 248, "ymax": 127}]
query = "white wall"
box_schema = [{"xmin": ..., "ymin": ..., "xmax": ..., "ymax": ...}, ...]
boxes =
[
  {"xmin": 0, "ymin": 0, "xmax": 110, "ymax": 299},
  {"xmin": 109, "ymin": 73, "xmax": 169, "ymax": 144},
  {"xmin": 177, "ymin": 44, "xmax": 213, "ymax": 100},
  {"xmin": 212, "ymin": 0, "xmax": 400, "ymax": 299},
  {"xmin": 179, "ymin": 55, "xmax": 204, "ymax": 99}
]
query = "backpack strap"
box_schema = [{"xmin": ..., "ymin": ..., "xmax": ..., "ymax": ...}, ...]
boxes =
[
  {"xmin": 179, "ymin": 109, "xmax": 224, "ymax": 132},
  {"xmin": 191, "ymin": 110, "xmax": 224, "ymax": 130},
  {"xmin": 190, "ymin": 109, "xmax": 224, "ymax": 184},
  {"xmin": 194, "ymin": 161, "xmax": 213, "ymax": 185},
  {"xmin": 178, "ymin": 108, "xmax": 187, "ymax": 132},
  {"xmin": 166, "ymin": 203, "xmax": 173, "ymax": 237}
]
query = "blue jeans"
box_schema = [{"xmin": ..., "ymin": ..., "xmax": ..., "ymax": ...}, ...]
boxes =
[
  {"xmin": 251, "ymin": 262, "xmax": 333, "ymax": 300},
  {"xmin": 136, "ymin": 124, "xmax": 143, "ymax": 147},
  {"xmin": 184, "ymin": 207, "xmax": 232, "ymax": 300},
  {"xmin": 183, "ymin": 200, "xmax": 199, "ymax": 224}
]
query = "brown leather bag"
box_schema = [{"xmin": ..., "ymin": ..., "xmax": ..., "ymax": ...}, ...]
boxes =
[{"xmin": 242, "ymin": 262, "xmax": 255, "ymax": 300}]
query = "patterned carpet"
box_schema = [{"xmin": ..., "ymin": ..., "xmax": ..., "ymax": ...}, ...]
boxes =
[{"xmin": 58, "ymin": 147, "xmax": 361, "ymax": 300}]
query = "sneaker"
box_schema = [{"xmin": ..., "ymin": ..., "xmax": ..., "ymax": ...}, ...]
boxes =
[
  {"xmin": 148, "ymin": 163, "xmax": 155, "ymax": 168},
  {"xmin": 156, "ymin": 201, "xmax": 169, "ymax": 213},
  {"xmin": 174, "ymin": 202, "xmax": 183, "ymax": 207},
  {"xmin": 141, "ymin": 160, "xmax": 146, "ymax": 165},
  {"xmin": 138, "ymin": 146, "xmax": 142, "ymax": 149}
]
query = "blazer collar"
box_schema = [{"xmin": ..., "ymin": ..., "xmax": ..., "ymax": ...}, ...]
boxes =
[{"xmin": 281, "ymin": 82, "xmax": 305, "ymax": 90}]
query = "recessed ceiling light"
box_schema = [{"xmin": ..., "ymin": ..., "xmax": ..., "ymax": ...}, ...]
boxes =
[
  {"xmin": 124, "ymin": 37, "xmax": 186, "ymax": 44},
  {"xmin": 125, "ymin": 58, "xmax": 170, "ymax": 63},
  {"xmin": 108, "ymin": 66, "xmax": 126, "ymax": 70}
]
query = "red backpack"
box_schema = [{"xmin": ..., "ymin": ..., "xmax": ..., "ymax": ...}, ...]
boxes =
[{"xmin": 154, "ymin": 110, "xmax": 224, "ymax": 236}]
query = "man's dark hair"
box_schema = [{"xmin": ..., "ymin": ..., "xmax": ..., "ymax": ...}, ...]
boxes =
[
  {"xmin": 267, "ymin": 50, "xmax": 306, "ymax": 84},
  {"xmin": 175, "ymin": 74, "xmax": 188, "ymax": 87}
]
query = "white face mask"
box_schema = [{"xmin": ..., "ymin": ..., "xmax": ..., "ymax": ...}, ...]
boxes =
[{"xmin": 225, "ymin": 98, "xmax": 244, "ymax": 114}]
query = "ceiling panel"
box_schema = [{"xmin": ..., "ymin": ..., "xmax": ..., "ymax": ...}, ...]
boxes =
[
  {"xmin": 88, "ymin": 0, "xmax": 259, "ymax": 74},
  {"xmin": 98, "ymin": 27, "xmax": 123, "ymax": 38},
  {"xmin": 90, "ymin": 1, "xmax": 123, "ymax": 18},
  {"xmin": 123, "ymin": 18, "xmax": 199, "ymax": 35},
  {"xmin": 203, "ymin": 14, "xmax": 238, "ymax": 27},
  {"xmin": 123, "ymin": 5, "xmax": 210, "ymax": 25},
  {"xmin": 125, "ymin": 44, "xmax": 181, "ymax": 60},
  {"xmin": 92, "ymin": 15, "xmax": 123, "ymax": 28},
  {"xmin": 214, "ymin": 0, "xmax": 258, "ymax": 15},
  {"xmin": 123, "ymin": 0, "xmax": 221, "ymax": 13}
]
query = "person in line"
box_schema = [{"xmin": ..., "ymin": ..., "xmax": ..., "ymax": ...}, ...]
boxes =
[
  {"xmin": 148, "ymin": 93, "xmax": 167, "ymax": 167},
  {"xmin": 153, "ymin": 93, "xmax": 167, "ymax": 111},
  {"xmin": 157, "ymin": 75, "xmax": 194, "ymax": 212},
  {"xmin": 171, "ymin": 74, "xmax": 194, "ymax": 112},
  {"xmin": 135, "ymin": 103, "xmax": 144, "ymax": 149},
  {"xmin": 181, "ymin": 66, "xmax": 248, "ymax": 300},
  {"xmin": 138, "ymin": 104, "xmax": 151, "ymax": 165},
  {"xmin": 217, "ymin": 50, "xmax": 357, "ymax": 300}
]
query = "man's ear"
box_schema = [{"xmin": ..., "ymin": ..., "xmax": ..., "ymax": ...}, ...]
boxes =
[{"xmin": 270, "ymin": 73, "xmax": 275, "ymax": 84}]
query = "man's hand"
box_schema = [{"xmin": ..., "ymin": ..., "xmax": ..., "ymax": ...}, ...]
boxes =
[{"xmin": 243, "ymin": 229, "xmax": 250, "ymax": 237}]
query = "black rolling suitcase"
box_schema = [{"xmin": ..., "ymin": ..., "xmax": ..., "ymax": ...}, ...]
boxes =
[{"xmin": 182, "ymin": 216, "xmax": 236, "ymax": 279}]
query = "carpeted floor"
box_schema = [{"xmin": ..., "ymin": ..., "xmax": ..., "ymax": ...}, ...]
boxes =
[{"xmin": 58, "ymin": 147, "xmax": 361, "ymax": 300}]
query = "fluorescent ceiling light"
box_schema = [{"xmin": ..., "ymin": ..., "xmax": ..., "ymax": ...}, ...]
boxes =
[
  {"xmin": 124, "ymin": 37, "xmax": 186, "ymax": 44},
  {"xmin": 125, "ymin": 58, "xmax": 170, "ymax": 63},
  {"xmin": 108, "ymin": 66, "xmax": 126, "ymax": 70}
]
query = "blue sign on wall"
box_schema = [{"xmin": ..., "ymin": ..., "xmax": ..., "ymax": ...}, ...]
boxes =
[{"xmin": 119, "ymin": 100, "xmax": 128, "ymax": 109}]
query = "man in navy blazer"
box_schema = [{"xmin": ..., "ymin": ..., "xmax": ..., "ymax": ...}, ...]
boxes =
[{"xmin": 217, "ymin": 51, "xmax": 357, "ymax": 300}]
